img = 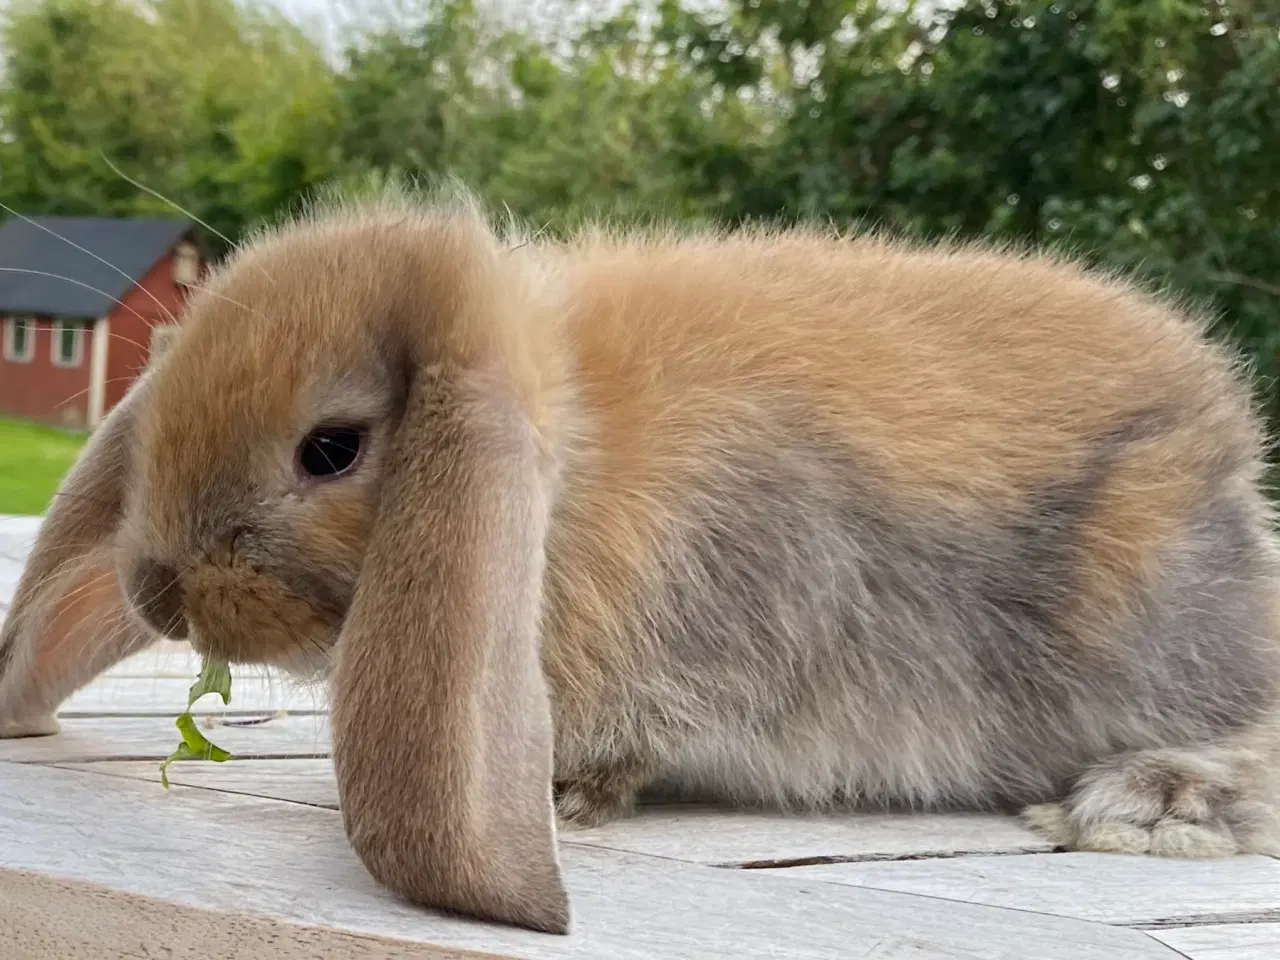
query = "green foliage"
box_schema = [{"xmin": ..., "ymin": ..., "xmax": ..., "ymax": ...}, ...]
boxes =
[
  {"xmin": 333, "ymin": 0, "xmax": 502, "ymax": 189},
  {"xmin": 331, "ymin": 1, "xmax": 766, "ymax": 232},
  {"xmin": 159, "ymin": 657, "xmax": 234, "ymax": 788},
  {"xmin": 2, "ymin": 0, "xmax": 1277, "ymax": 414},
  {"xmin": 0, "ymin": 0, "xmax": 340, "ymax": 253}
]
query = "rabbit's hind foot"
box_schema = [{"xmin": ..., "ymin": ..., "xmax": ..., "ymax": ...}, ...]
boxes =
[{"xmin": 1022, "ymin": 744, "xmax": 1280, "ymax": 859}]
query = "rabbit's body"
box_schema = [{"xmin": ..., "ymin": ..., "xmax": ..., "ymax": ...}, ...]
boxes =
[
  {"xmin": 539, "ymin": 232, "xmax": 1280, "ymax": 850},
  {"xmin": 3, "ymin": 190, "xmax": 1279, "ymax": 931}
]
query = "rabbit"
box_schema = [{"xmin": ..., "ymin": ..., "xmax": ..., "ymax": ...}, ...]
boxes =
[{"xmin": 3, "ymin": 182, "xmax": 1280, "ymax": 936}]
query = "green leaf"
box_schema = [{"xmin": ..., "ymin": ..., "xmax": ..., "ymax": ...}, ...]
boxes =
[
  {"xmin": 158, "ymin": 657, "xmax": 234, "ymax": 788},
  {"xmin": 188, "ymin": 657, "xmax": 232, "ymax": 708}
]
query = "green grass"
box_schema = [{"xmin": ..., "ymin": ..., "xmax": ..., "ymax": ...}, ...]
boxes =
[{"xmin": 0, "ymin": 418, "xmax": 86, "ymax": 515}]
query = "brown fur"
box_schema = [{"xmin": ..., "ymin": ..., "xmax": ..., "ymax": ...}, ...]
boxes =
[
  {"xmin": 4, "ymin": 184, "xmax": 1280, "ymax": 932},
  {"xmin": 0, "ymin": 384, "xmax": 154, "ymax": 737}
]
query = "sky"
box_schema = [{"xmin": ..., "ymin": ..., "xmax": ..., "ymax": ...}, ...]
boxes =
[
  {"xmin": 264, "ymin": 0, "xmax": 943, "ymax": 55},
  {"xmin": 263, "ymin": 0, "xmax": 653, "ymax": 52}
]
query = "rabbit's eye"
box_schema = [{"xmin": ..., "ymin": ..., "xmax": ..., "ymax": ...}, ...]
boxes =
[{"xmin": 297, "ymin": 425, "xmax": 366, "ymax": 480}]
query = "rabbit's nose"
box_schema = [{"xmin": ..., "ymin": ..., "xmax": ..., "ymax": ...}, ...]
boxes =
[{"xmin": 126, "ymin": 558, "xmax": 189, "ymax": 639}]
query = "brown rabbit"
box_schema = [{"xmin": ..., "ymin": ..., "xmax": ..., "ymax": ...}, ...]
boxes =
[{"xmin": 3, "ymin": 184, "xmax": 1280, "ymax": 934}]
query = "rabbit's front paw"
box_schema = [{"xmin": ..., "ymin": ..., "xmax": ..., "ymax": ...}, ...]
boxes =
[
  {"xmin": 554, "ymin": 776, "xmax": 637, "ymax": 829},
  {"xmin": 554, "ymin": 758, "xmax": 655, "ymax": 829},
  {"xmin": 0, "ymin": 711, "xmax": 60, "ymax": 739}
]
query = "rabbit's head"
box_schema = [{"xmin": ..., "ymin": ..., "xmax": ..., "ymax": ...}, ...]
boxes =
[{"xmin": 7, "ymin": 188, "xmax": 576, "ymax": 932}]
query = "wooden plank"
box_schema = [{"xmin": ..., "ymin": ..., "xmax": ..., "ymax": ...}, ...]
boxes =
[
  {"xmin": 49, "ymin": 759, "xmax": 1054, "ymax": 864},
  {"xmin": 102, "ymin": 641, "xmax": 204, "ymax": 677},
  {"xmin": 565, "ymin": 803, "xmax": 1053, "ymax": 865},
  {"xmin": 0, "ymin": 513, "xmax": 42, "ymax": 552},
  {"xmin": 57, "ymin": 757, "xmax": 341, "ymax": 808},
  {"xmin": 50, "ymin": 758, "xmax": 1053, "ymax": 863},
  {"xmin": 1149, "ymin": 923, "xmax": 1280, "ymax": 959},
  {"xmin": 59, "ymin": 674, "xmax": 329, "ymax": 716},
  {"xmin": 784, "ymin": 852, "xmax": 1280, "ymax": 927},
  {"xmin": 100, "ymin": 641, "xmax": 303, "ymax": 680},
  {"xmin": 0, "ymin": 514, "xmax": 39, "ymax": 613},
  {"xmin": 0, "ymin": 867, "xmax": 492, "ymax": 960},
  {"xmin": 0, "ymin": 714, "xmax": 330, "ymax": 763},
  {"xmin": 0, "ymin": 762, "xmax": 1175, "ymax": 959}
]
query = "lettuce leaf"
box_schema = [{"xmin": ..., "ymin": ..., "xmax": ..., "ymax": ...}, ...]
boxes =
[{"xmin": 159, "ymin": 657, "xmax": 235, "ymax": 787}]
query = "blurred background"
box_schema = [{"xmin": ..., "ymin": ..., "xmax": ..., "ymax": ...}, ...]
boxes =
[{"xmin": 0, "ymin": 0, "xmax": 1276, "ymax": 511}]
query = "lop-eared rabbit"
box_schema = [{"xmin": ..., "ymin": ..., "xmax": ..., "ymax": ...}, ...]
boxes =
[{"xmin": 3, "ymin": 187, "xmax": 1279, "ymax": 932}]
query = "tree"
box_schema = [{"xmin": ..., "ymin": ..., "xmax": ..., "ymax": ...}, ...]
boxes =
[
  {"xmin": 0, "ymin": 0, "xmax": 340, "ymax": 251},
  {"xmin": 334, "ymin": 0, "xmax": 765, "ymax": 232}
]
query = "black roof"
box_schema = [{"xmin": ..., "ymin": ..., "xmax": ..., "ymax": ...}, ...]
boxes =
[{"xmin": 0, "ymin": 214, "xmax": 192, "ymax": 318}]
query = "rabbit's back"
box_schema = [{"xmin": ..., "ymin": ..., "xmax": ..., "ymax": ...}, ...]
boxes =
[
  {"xmin": 541, "ymin": 229, "xmax": 1280, "ymax": 813},
  {"xmin": 556, "ymin": 230, "xmax": 1262, "ymax": 505}
]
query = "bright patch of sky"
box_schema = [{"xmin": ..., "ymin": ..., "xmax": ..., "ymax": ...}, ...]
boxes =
[
  {"xmin": 266, "ymin": 0, "xmax": 675, "ymax": 55},
  {"xmin": 266, "ymin": 0, "xmax": 947, "ymax": 62}
]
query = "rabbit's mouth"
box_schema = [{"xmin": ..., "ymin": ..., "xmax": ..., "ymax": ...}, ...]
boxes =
[{"xmin": 181, "ymin": 562, "xmax": 344, "ymax": 675}]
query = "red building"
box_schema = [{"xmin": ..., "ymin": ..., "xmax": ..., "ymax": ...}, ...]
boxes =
[{"xmin": 0, "ymin": 215, "xmax": 202, "ymax": 430}]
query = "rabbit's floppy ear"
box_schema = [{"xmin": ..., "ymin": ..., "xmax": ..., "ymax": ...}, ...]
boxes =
[
  {"xmin": 0, "ymin": 381, "xmax": 156, "ymax": 737},
  {"xmin": 330, "ymin": 363, "xmax": 570, "ymax": 933}
]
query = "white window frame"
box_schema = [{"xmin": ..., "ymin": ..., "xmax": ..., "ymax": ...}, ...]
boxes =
[
  {"xmin": 173, "ymin": 242, "xmax": 200, "ymax": 286},
  {"xmin": 50, "ymin": 319, "xmax": 84, "ymax": 369},
  {"xmin": 3, "ymin": 316, "xmax": 35, "ymax": 363},
  {"xmin": 148, "ymin": 322, "xmax": 180, "ymax": 366}
]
